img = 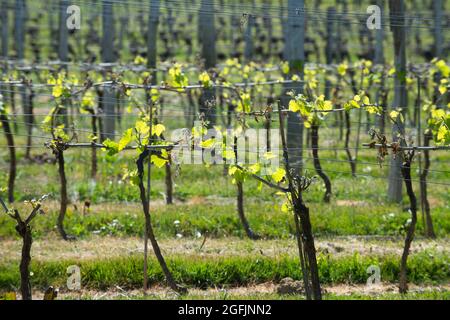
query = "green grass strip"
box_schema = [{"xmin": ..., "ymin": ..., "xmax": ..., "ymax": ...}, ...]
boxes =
[{"xmin": 0, "ymin": 251, "xmax": 448, "ymax": 291}]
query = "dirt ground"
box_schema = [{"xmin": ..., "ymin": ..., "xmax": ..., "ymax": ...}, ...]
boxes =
[
  {"xmin": 14, "ymin": 282, "xmax": 448, "ymax": 300},
  {"xmin": 0, "ymin": 236, "xmax": 448, "ymax": 263}
]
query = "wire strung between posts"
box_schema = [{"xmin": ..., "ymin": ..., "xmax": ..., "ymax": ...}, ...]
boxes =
[
  {"xmin": 16, "ymin": 0, "xmax": 450, "ymax": 30},
  {"xmin": 363, "ymin": 143, "xmax": 450, "ymax": 151},
  {"xmin": 0, "ymin": 60, "xmax": 440, "ymax": 77}
]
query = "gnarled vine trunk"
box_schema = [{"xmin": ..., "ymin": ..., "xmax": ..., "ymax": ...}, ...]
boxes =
[
  {"xmin": 0, "ymin": 112, "xmax": 16, "ymax": 203},
  {"xmin": 24, "ymin": 86, "xmax": 34, "ymax": 159},
  {"xmin": 278, "ymin": 102, "xmax": 322, "ymax": 300},
  {"xmin": 311, "ymin": 124, "xmax": 332, "ymax": 202},
  {"xmin": 16, "ymin": 218, "xmax": 32, "ymax": 300},
  {"xmin": 165, "ymin": 160, "xmax": 173, "ymax": 205},
  {"xmin": 236, "ymin": 181, "xmax": 259, "ymax": 240},
  {"xmin": 419, "ymin": 132, "xmax": 436, "ymax": 238},
  {"xmin": 399, "ymin": 157, "xmax": 417, "ymax": 294},
  {"xmin": 91, "ymin": 114, "xmax": 98, "ymax": 179},
  {"xmin": 293, "ymin": 198, "xmax": 322, "ymax": 300},
  {"xmin": 56, "ymin": 150, "xmax": 69, "ymax": 240},
  {"xmin": 344, "ymin": 111, "xmax": 356, "ymax": 177},
  {"xmin": 136, "ymin": 150, "xmax": 185, "ymax": 294},
  {"xmin": 233, "ymin": 136, "xmax": 259, "ymax": 240}
]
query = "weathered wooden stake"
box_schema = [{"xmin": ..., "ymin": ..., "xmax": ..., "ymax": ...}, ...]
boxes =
[
  {"xmin": 285, "ymin": 0, "xmax": 305, "ymax": 173},
  {"xmin": 387, "ymin": 0, "xmax": 406, "ymax": 203},
  {"xmin": 58, "ymin": 0, "xmax": 69, "ymax": 62},
  {"xmin": 1, "ymin": 0, "xmax": 8, "ymax": 57},
  {"xmin": 101, "ymin": 0, "xmax": 116, "ymax": 140},
  {"xmin": 14, "ymin": 0, "xmax": 25, "ymax": 60}
]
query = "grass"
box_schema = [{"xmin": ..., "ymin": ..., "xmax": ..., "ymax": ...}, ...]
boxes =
[
  {"xmin": 0, "ymin": 250, "xmax": 448, "ymax": 292},
  {"xmin": 8, "ymin": 290, "xmax": 447, "ymax": 301},
  {"xmin": 74, "ymin": 291, "xmax": 450, "ymax": 300},
  {"xmin": 0, "ymin": 198, "xmax": 449, "ymax": 239},
  {"xmin": 1, "ymin": 136, "xmax": 449, "ymax": 240},
  {"xmin": 2, "ymin": 287, "xmax": 449, "ymax": 300}
]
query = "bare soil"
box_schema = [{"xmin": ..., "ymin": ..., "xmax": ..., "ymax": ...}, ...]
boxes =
[{"xmin": 0, "ymin": 236, "xmax": 448, "ymax": 263}]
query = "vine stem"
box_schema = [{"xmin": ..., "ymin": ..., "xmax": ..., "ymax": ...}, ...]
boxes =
[
  {"xmin": 143, "ymin": 86, "xmax": 153, "ymax": 293},
  {"xmin": 416, "ymin": 76, "xmax": 426, "ymax": 235}
]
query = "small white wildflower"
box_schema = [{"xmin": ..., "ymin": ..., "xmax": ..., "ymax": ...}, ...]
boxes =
[{"xmin": 363, "ymin": 166, "xmax": 372, "ymax": 173}]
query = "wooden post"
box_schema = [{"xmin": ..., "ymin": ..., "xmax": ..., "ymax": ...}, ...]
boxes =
[
  {"xmin": 284, "ymin": 0, "xmax": 305, "ymax": 173},
  {"xmin": 280, "ymin": 0, "xmax": 287, "ymax": 60},
  {"xmin": 58, "ymin": 0, "xmax": 69, "ymax": 62},
  {"xmin": 118, "ymin": 2, "xmax": 129, "ymax": 58},
  {"xmin": 102, "ymin": 0, "xmax": 115, "ymax": 63},
  {"xmin": 325, "ymin": 7, "xmax": 335, "ymax": 100},
  {"xmin": 374, "ymin": 0, "xmax": 384, "ymax": 64},
  {"xmin": 56, "ymin": 1, "xmax": 69, "ymax": 128},
  {"xmin": 229, "ymin": 2, "xmax": 238, "ymax": 58},
  {"xmin": 387, "ymin": 0, "xmax": 406, "ymax": 202},
  {"xmin": 244, "ymin": 0, "xmax": 255, "ymax": 61},
  {"xmin": 14, "ymin": 0, "xmax": 25, "ymax": 60},
  {"xmin": 199, "ymin": 0, "xmax": 216, "ymax": 69},
  {"xmin": 263, "ymin": 2, "xmax": 273, "ymax": 59},
  {"xmin": 102, "ymin": 0, "xmax": 116, "ymax": 140},
  {"xmin": 1, "ymin": 0, "xmax": 8, "ymax": 58},
  {"xmin": 147, "ymin": 0, "xmax": 160, "ymax": 84},
  {"xmin": 375, "ymin": 0, "xmax": 386, "ymax": 134},
  {"xmin": 433, "ymin": 0, "xmax": 443, "ymax": 59},
  {"xmin": 198, "ymin": 0, "xmax": 217, "ymax": 126},
  {"xmin": 48, "ymin": 1, "xmax": 57, "ymax": 56}
]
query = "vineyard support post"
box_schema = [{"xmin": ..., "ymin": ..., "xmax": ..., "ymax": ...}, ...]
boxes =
[
  {"xmin": 1, "ymin": 0, "xmax": 8, "ymax": 58},
  {"xmin": 285, "ymin": 0, "xmax": 305, "ymax": 174},
  {"xmin": 335, "ymin": 4, "xmax": 345, "ymax": 140},
  {"xmin": 244, "ymin": 1, "xmax": 255, "ymax": 62},
  {"xmin": 229, "ymin": 2, "xmax": 238, "ymax": 58},
  {"xmin": 147, "ymin": 0, "xmax": 172, "ymax": 205},
  {"xmin": 433, "ymin": 0, "xmax": 443, "ymax": 59},
  {"xmin": 433, "ymin": 0, "xmax": 444, "ymax": 108},
  {"xmin": 279, "ymin": 0, "xmax": 287, "ymax": 60},
  {"xmin": 147, "ymin": 0, "xmax": 160, "ymax": 82},
  {"xmin": 198, "ymin": 0, "xmax": 217, "ymax": 126},
  {"xmin": 416, "ymin": 77, "xmax": 427, "ymax": 237},
  {"xmin": 199, "ymin": 0, "xmax": 216, "ymax": 69},
  {"xmin": 375, "ymin": 0, "xmax": 386, "ymax": 134},
  {"xmin": 263, "ymin": 2, "xmax": 273, "ymax": 58},
  {"xmin": 23, "ymin": 82, "xmax": 34, "ymax": 159},
  {"xmin": 101, "ymin": 0, "xmax": 116, "ymax": 140},
  {"xmin": 58, "ymin": 0, "xmax": 69, "ymax": 62},
  {"xmin": 117, "ymin": 2, "xmax": 129, "ymax": 57},
  {"xmin": 325, "ymin": 7, "xmax": 335, "ymax": 100},
  {"xmin": 48, "ymin": 1, "xmax": 56, "ymax": 52},
  {"xmin": 14, "ymin": 0, "xmax": 25, "ymax": 60},
  {"xmin": 387, "ymin": 0, "xmax": 406, "ymax": 203},
  {"xmin": 374, "ymin": 0, "xmax": 384, "ymax": 65},
  {"xmin": 102, "ymin": 0, "xmax": 115, "ymax": 63}
]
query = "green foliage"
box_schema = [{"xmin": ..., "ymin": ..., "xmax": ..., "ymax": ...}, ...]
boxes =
[{"xmin": 0, "ymin": 250, "xmax": 447, "ymax": 290}]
